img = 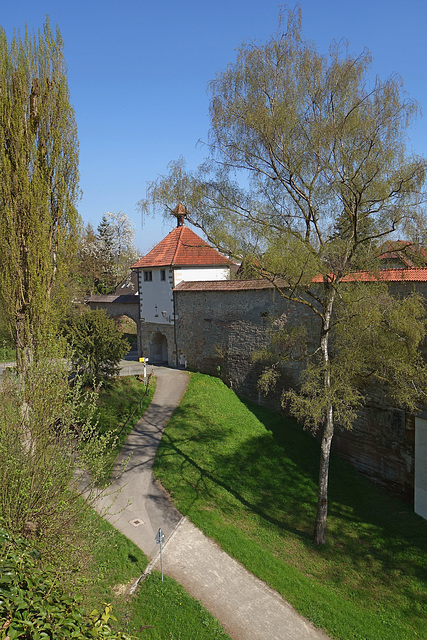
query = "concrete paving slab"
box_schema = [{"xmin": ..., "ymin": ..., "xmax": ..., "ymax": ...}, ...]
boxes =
[
  {"xmin": 95, "ymin": 365, "xmax": 189, "ymax": 557},
  {"xmin": 150, "ymin": 517, "xmax": 329, "ymax": 640}
]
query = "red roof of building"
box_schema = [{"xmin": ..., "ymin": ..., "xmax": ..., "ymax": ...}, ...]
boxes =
[
  {"xmin": 312, "ymin": 268, "xmax": 427, "ymax": 283},
  {"xmin": 377, "ymin": 240, "xmax": 427, "ymax": 267},
  {"xmin": 131, "ymin": 225, "xmax": 233, "ymax": 269},
  {"xmin": 175, "ymin": 268, "xmax": 427, "ymax": 293},
  {"xmin": 174, "ymin": 279, "xmax": 284, "ymax": 292}
]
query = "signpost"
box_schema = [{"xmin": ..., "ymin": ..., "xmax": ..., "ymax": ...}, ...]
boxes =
[
  {"xmin": 139, "ymin": 357, "xmax": 149, "ymax": 382},
  {"xmin": 155, "ymin": 527, "xmax": 165, "ymax": 581}
]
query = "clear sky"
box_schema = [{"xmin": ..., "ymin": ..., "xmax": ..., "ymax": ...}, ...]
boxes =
[{"xmin": 1, "ymin": 0, "xmax": 426, "ymax": 254}]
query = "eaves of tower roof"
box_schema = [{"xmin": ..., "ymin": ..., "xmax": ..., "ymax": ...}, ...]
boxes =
[{"xmin": 131, "ymin": 225, "xmax": 233, "ymax": 269}]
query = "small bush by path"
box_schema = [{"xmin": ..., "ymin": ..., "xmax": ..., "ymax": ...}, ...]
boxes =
[{"xmin": 153, "ymin": 373, "xmax": 427, "ymax": 640}]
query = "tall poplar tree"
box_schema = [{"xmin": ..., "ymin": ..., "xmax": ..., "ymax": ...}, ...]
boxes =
[
  {"xmin": 143, "ymin": 8, "xmax": 427, "ymax": 544},
  {"xmin": 0, "ymin": 19, "xmax": 80, "ymax": 370}
]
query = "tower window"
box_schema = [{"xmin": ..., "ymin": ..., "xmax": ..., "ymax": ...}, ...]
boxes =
[
  {"xmin": 143, "ymin": 271, "xmax": 152, "ymax": 282},
  {"xmin": 160, "ymin": 270, "xmax": 166, "ymax": 281}
]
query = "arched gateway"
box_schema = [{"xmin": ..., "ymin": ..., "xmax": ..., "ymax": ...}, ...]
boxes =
[
  {"xmin": 149, "ymin": 331, "xmax": 168, "ymax": 364},
  {"xmin": 87, "ymin": 272, "xmax": 141, "ymax": 357}
]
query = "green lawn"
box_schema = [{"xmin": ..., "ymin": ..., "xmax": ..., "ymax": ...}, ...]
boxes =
[{"xmin": 153, "ymin": 373, "xmax": 427, "ymax": 640}]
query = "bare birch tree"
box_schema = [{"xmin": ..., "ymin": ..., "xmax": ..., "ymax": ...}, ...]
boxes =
[{"xmin": 143, "ymin": 8, "xmax": 427, "ymax": 544}]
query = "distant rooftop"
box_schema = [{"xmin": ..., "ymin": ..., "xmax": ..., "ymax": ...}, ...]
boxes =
[{"xmin": 313, "ymin": 267, "xmax": 427, "ymax": 283}]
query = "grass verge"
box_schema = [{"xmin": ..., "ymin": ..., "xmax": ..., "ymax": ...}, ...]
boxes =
[
  {"xmin": 153, "ymin": 373, "xmax": 427, "ymax": 640},
  {"xmin": 126, "ymin": 572, "xmax": 231, "ymax": 638},
  {"xmin": 80, "ymin": 508, "xmax": 232, "ymax": 639},
  {"xmin": 96, "ymin": 375, "xmax": 156, "ymax": 479}
]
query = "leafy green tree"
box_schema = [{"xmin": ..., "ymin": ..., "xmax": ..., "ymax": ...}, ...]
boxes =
[
  {"xmin": 0, "ymin": 19, "xmax": 80, "ymax": 371},
  {"xmin": 65, "ymin": 309, "xmax": 129, "ymax": 387},
  {"xmin": 143, "ymin": 8, "xmax": 427, "ymax": 544}
]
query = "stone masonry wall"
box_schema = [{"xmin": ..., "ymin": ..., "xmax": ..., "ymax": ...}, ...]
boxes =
[
  {"xmin": 176, "ymin": 287, "xmax": 319, "ymax": 407},
  {"xmin": 140, "ymin": 321, "xmax": 177, "ymax": 367},
  {"xmin": 175, "ymin": 284, "xmax": 418, "ymax": 501}
]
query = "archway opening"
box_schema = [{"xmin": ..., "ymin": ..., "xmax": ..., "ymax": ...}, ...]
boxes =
[{"xmin": 150, "ymin": 331, "xmax": 168, "ymax": 364}]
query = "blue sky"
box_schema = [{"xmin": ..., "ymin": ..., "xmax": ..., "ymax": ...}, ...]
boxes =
[{"xmin": 1, "ymin": 0, "xmax": 426, "ymax": 254}]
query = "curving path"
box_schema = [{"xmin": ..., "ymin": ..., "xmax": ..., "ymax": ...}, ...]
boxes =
[
  {"xmin": 95, "ymin": 364, "xmax": 188, "ymax": 557},
  {"xmin": 98, "ymin": 365, "xmax": 329, "ymax": 640}
]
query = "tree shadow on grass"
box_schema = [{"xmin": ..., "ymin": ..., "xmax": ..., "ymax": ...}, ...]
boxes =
[
  {"xmin": 156, "ymin": 392, "xmax": 427, "ymax": 628},
  {"xmin": 155, "ymin": 402, "xmax": 317, "ymax": 541},
  {"xmin": 241, "ymin": 397, "xmax": 427, "ymax": 623}
]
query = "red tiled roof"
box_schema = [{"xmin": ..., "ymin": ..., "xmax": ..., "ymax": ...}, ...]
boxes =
[
  {"xmin": 176, "ymin": 269, "xmax": 427, "ymax": 293},
  {"xmin": 312, "ymin": 268, "xmax": 427, "ymax": 283},
  {"xmin": 174, "ymin": 279, "xmax": 286, "ymax": 292},
  {"xmin": 376, "ymin": 240, "xmax": 427, "ymax": 268},
  {"xmin": 131, "ymin": 225, "xmax": 233, "ymax": 269}
]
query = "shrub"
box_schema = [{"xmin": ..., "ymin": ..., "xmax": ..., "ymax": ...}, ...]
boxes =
[
  {"xmin": 0, "ymin": 350, "xmax": 116, "ymax": 578},
  {"xmin": 0, "ymin": 526, "xmax": 135, "ymax": 639},
  {"xmin": 65, "ymin": 309, "xmax": 129, "ymax": 387}
]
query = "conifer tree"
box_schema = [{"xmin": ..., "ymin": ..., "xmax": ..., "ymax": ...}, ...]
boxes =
[{"xmin": 95, "ymin": 215, "xmax": 116, "ymax": 294}]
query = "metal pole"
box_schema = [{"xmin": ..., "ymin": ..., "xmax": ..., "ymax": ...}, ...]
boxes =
[{"xmin": 155, "ymin": 528, "xmax": 165, "ymax": 581}]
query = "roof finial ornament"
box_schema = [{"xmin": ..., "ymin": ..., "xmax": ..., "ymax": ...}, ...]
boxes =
[{"xmin": 172, "ymin": 202, "xmax": 188, "ymax": 227}]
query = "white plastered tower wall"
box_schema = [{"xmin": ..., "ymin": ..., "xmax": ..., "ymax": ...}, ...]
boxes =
[
  {"xmin": 173, "ymin": 267, "xmax": 230, "ymax": 287},
  {"xmin": 137, "ymin": 267, "xmax": 174, "ymax": 325}
]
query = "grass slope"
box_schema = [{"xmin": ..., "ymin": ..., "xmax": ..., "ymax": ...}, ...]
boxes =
[
  {"xmin": 153, "ymin": 373, "xmax": 427, "ymax": 640},
  {"xmin": 96, "ymin": 375, "xmax": 156, "ymax": 479}
]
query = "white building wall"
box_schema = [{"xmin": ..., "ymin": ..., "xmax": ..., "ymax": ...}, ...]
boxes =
[
  {"xmin": 139, "ymin": 268, "xmax": 174, "ymax": 324},
  {"xmin": 137, "ymin": 265, "xmax": 230, "ymax": 325},
  {"xmin": 173, "ymin": 267, "xmax": 229, "ymax": 287}
]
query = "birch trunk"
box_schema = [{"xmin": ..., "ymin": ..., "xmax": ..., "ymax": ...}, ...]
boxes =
[{"xmin": 313, "ymin": 287, "xmax": 335, "ymax": 545}]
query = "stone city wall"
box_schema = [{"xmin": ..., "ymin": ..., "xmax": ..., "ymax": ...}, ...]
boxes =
[
  {"xmin": 176, "ymin": 286, "xmax": 319, "ymax": 406},
  {"xmin": 175, "ymin": 283, "xmax": 418, "ymax": 501}
]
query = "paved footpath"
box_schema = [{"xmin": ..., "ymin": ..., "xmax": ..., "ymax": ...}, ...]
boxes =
[{"xmin": 97, "ymin": 365, "xmax": 329, "ymax": 640}]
